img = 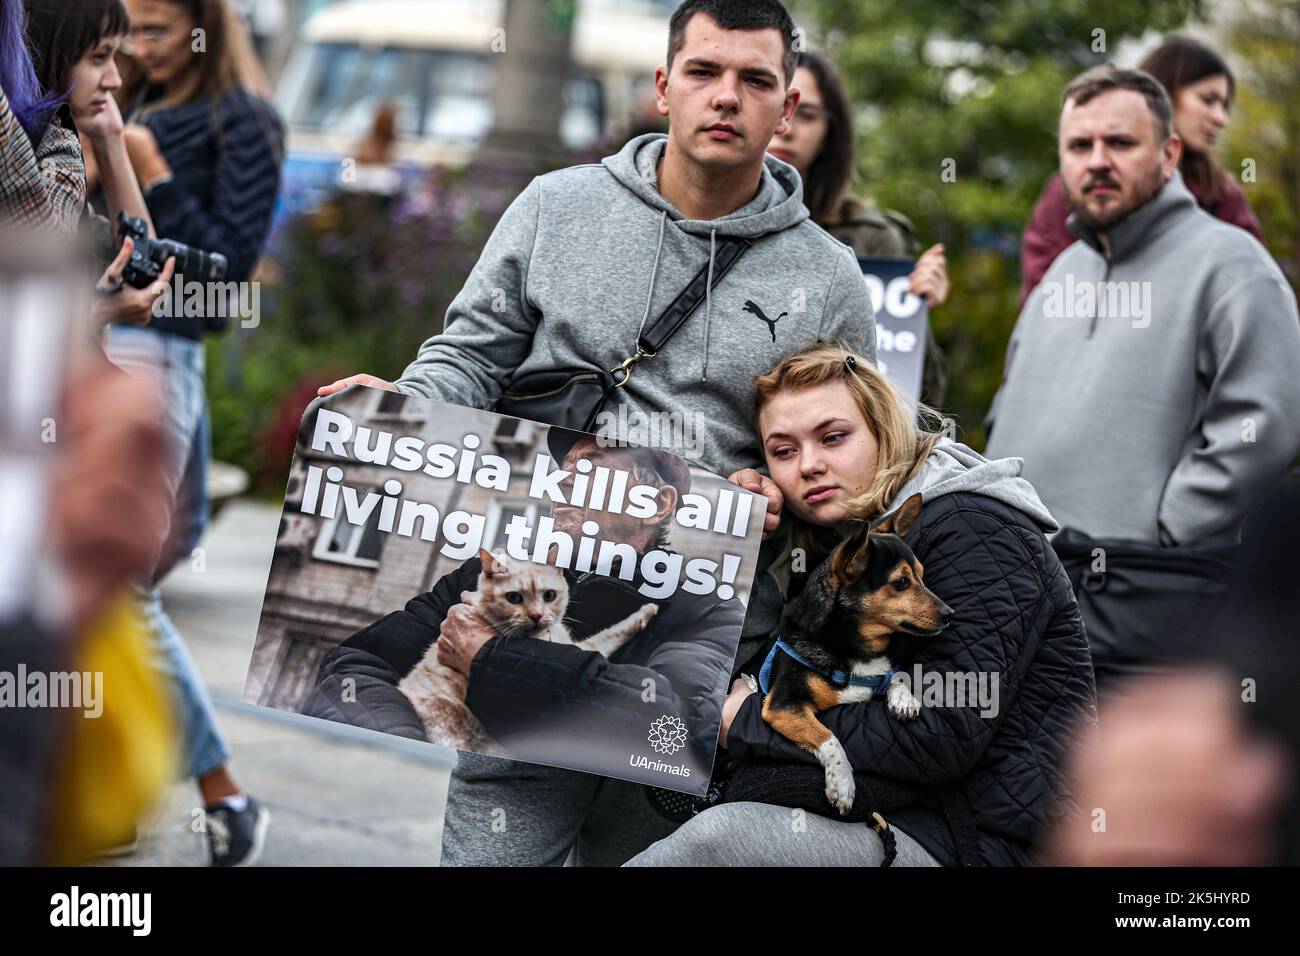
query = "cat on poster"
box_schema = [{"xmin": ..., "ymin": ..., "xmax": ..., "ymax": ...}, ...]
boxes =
[{"xmin": 243, "ymin": 385, "xmax": 764, "ymax": 796}]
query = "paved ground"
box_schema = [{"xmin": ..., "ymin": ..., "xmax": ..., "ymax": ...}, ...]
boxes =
[{"xmin": 102, "ymin": 500, "xmax": 454, "ymax": 867}]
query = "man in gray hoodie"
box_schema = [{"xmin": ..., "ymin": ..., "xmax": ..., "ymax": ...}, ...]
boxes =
[
  {"xmin": 318, "ymin": 0, "xmax": 877, "ymax": 865},
  {"xmin": 987, "ymin": 66, "xmax": 1300, "ymax": 548},
  {"xmin": 320, "ymin": 5, "xmax": 874, "ymax": 480}
]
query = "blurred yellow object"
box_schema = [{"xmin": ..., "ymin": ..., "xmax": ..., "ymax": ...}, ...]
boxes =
[{"xmin": 47, "ymin": 595, "xmax": 178, "ymax": 864}]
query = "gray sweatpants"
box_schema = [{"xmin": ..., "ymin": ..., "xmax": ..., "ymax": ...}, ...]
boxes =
[
  {"xmin": 441, "ymin": 753, "xmax": 943, "ymax": 867},
  {"xmin": 625, "ymin": 801, "xmax": 942, "ymax": 866},
  {"xmin": 440, "ymin": 752, "xmax": 681, "ymax": 866}
]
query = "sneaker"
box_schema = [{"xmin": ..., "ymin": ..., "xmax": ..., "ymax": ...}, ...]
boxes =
[{"xmin": 204, "ymin": 796, "xmax": 270, "ymax": 867}]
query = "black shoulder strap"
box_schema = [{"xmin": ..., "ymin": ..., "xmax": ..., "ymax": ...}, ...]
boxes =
[{"xmin": 636, "ymin": 236, "xmax": 753, "ymax": 357}]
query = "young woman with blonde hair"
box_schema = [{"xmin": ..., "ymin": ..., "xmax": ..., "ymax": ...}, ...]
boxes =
[{"xmin": 628, "ymin": 343, "xmax": 1096, "ymax": 866}]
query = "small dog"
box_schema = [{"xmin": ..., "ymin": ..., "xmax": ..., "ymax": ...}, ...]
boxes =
[{"xmin": 756, "ymin": 493, "xmax": 952, "ymax": 815}]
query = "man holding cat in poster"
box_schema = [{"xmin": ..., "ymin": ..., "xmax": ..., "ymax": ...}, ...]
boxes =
[
  {"xmin": 302, "ymin": 428, "xmax": 747, "ymax": 790},
  {"xmin": 313, "ymin": 0, "xmax": 876, "ymax": 864}
]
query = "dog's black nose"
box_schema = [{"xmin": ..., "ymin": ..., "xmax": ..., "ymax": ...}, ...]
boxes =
[{"xmin": 939, "ymin": 604, "xmax": 955, "ymax": 623}]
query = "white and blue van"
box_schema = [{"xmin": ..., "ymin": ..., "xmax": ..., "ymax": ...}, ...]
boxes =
[{"xmin": 271, "ymin": 0, "xmax": 671, "ymax": 229}]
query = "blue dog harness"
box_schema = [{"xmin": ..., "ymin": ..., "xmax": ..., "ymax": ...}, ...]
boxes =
[{"xmin": 757, "ymin": 638, "xmax": 897, "ymax": 696}]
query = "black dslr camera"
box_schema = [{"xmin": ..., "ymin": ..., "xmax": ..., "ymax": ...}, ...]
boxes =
[{"xmin": 115, "ymin": 212, "xmax": 228, "ymax": 288}]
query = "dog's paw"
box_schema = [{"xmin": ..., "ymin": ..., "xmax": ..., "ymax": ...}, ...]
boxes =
[
  {"xmin": 818, "ymin": 738, "xmax": 856, "ymax": 815},
  {"xmin": 824, "ymin": 763, "xmax": 856, "ymax": 816},
  {"xmin": 887, "ymin": 680, "xmax": 921, "ymax": 720},
  {"xmin": 634, "ymin": 603, "xmax": 659, "ymax": 630}
]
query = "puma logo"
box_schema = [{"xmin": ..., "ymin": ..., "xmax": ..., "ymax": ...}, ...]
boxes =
[{"xmin": 742, "ymin": 300, "xmax": 787, "ymax": 343}]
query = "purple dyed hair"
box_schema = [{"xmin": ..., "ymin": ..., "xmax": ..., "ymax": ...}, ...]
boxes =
[{"xmin": 0, "ymin": 0, "xmax": 64, "ymax": 134}]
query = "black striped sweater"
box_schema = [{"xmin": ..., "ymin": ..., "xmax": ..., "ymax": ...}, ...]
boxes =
[{"xmin": 119, "ymin": 86, "xmax": 284, "ymax": 339}]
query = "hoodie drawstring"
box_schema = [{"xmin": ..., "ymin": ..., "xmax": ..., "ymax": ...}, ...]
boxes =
[
  {"xmin": 636, "ymin": 211, "xmax": 668, "ymax": 342},
  {"xmin": 702, "ymin": 228, "xmax": 716, "ymax": 382}
]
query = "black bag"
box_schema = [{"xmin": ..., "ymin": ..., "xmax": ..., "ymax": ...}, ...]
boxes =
[
  {"xmin": 494, "ymin": 236, "xmax": 752, "ymax": 431},
  {"xmin": 1051, "ymin": 527, "xmax": 1240, "ymax": 684}
]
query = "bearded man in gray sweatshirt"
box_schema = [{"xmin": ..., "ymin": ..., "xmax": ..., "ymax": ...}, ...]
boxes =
[
  {"xmin": 987, "ymin": 66, "xmax": 1300, "ymax": 675},
  {"xmin": 315, "ymin": 0, "xmax": 877, "ymax": 865},
  {"xmin": 982, "ymin": 69, "xmax": 1300, "ymax": 686}
]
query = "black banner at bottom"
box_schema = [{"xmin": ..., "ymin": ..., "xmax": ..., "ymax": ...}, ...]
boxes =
[{"xmin": 0, "ymin": 865, "xmax": 1282, "ymax": 939}]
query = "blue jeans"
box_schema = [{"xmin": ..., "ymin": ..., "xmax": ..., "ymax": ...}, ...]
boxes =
[{"xmin": 104, "ymin": 325, "xmax": 229, "ymax": 781}]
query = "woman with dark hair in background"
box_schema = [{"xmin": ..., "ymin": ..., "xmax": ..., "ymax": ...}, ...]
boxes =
[
  {"xmin": 1021, "ymin": 35, "xmax": 1265, "ymax": 305},
  {"xmin": 106, "ymin": 0, "xmax": 283, "ymax": 608},
  {"xmin": 0, "ymin": 0, "xmax": 83, "ymax": 233},
  {"xmin": 24, "ymin": 0, "xmax": 178, "ymax": 327},
  {"xmin": 767, "ymin": 50, "xmax": 950, "ymax": 409}
]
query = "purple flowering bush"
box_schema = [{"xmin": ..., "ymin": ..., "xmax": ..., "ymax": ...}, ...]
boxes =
[{"xmin": 207, "ymin": 163, "xmax": 531, "ymax": 491}]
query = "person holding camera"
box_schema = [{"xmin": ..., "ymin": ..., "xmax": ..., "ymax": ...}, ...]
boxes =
[
  {"xmin": 103, "ymin": 0, "xmax": 283, "ymax": 601},
  {"xmin": 112, "ymin": 0, "xmax": 283, "ymax": 865},
  {"xmin": 3, "ymin": 0, "xmax": 172, "ymax": 330},
  {"xmin": 2, "ymin": 0, "xmax": 170, "ymax": 326},
  {"xmin": 23, "ymin": 0, "xmax": 283, "ymax": 866},
  {"xmin": 22, "ymin": 0, "xmax": 180, "ymax": 330}
]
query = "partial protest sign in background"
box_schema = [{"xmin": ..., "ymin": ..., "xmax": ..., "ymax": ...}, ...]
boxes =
[
  {"xmin": 243, "ymin": 386, "xmax": 763, "ymax": 795},
  {"xmin": 858, "ymin": 257, "xmax": 928, "ymax": 400}
]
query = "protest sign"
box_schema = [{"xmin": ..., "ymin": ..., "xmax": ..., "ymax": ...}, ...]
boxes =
[
  {"xmin": 243, "ymin": 385, "xmax": 763, "ymax": 795},
  {"xmin": 858, "ymin": 257, "xmax": 928, "ymax": 400}
]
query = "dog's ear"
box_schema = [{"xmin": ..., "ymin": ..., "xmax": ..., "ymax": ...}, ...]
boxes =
[
  {"xmin": 784, "ymin": 563, "xmax": 838, "ymax": 635},
  {"xmin": 876, "ymin": 493, "xmax": 923, "ymax": 537},
  {"xmin": 829, "ymin": 521, "xmax": 872, "ymax": 589}
]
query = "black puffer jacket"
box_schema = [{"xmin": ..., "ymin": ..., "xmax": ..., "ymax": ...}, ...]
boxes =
[
  {"xmin": 726, "ymin": 491, "xmax": 1097, "ymax": 865},
  {"xmin": 301, "ymin": 555, "xmax": 743, "ymax": 786}
]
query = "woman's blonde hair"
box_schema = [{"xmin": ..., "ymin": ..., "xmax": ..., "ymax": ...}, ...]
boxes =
[{"xmin": 754, "ymin": 341, "xmax": 952, "ymax": 527}]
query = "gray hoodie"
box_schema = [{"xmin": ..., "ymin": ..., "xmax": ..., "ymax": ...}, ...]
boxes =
[
  {"xmin": 986, "ymin": 171, "xmax": 1300, "ymax": 545},
  {"xmin": 884, "ymin": 439, "xmax": 1057, "ymax": 533},
  {"xmin": 394, "ymin": 133, "xmax": 877, "ymax": 476}
]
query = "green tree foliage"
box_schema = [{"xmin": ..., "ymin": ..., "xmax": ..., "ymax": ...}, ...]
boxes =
[
  {"xmin": 1223, "ymin": 0, "xmax": 1300, "ymax": 286},
  {"xmin": 789, "ymin": 0, "xmax": 1206, "ymax": 447}
]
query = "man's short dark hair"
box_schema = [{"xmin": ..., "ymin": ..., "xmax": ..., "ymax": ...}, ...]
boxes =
[
  {"xmin": 1062, "ymin": 65, "xmax": 1174, "ymax": 142},
  {"xmin": 667, "ymin": 0, "xmax": 800, "ymax": 87}
]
